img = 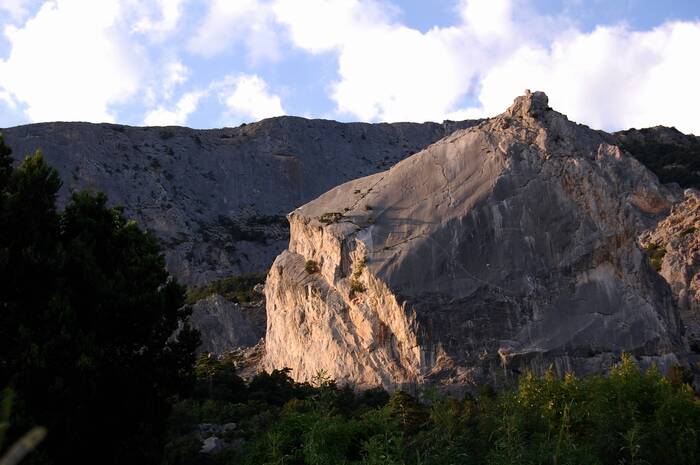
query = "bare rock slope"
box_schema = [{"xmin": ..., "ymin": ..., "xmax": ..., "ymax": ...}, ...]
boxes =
[
  {"xmin": 640, "ymin": 189, "xmax": 700, "ymax": 348},
  {"xmin": 1, "ymin": 118, "xmax": 477, "ymax": 286},
  {"xmin": 265, "ymin": 91, "xmax": 685, "ymax": 390}
]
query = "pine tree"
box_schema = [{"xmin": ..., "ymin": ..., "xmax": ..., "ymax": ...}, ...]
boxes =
[{"xmin": 0, "ymin": 136, "xmax": 200, "ymax": 465}]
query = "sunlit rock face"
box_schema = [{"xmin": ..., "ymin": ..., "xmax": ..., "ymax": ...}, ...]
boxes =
[
  {"xmin": 264, "ymin": 91, "xmax": 685, "ymax": 391},
  {"xmin": 640, "ymin": 189, "xmax": 700, "ymax": 349}
]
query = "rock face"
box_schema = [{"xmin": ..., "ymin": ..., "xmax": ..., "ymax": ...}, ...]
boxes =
[
  {"xmin": 190, "ymin": 294, "xmax": 266, "ymax": 354},
  {"xmin": 1, "ymin": 118, "xmax": 478, "ymax": 286},
  {"xmin": 640, "ymin": 189, "xmax": 700, "ymax": 349},
  {"xmin": 264, "ymin": 91, "xmax": 685, "ymax": 391}
]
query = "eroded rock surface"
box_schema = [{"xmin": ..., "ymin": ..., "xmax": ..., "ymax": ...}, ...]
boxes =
[
  {"xmin": 190, "ymin": 294, "xmax": 266, "ymax": 354},
  {"xmin": 1, "ymin": 118, "xmax": 478, "ymax": 286},
  {"xmin": 640, "ymin": 189, "xmax": 700, "ymax": 348},
  {"xmin": 265, "ymin": 91, "xmax": 685, "ymax": 391}
]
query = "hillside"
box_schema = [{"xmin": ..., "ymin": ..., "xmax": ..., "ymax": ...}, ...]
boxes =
[{"xmin": 1, "ymin": 118, "xmax": 479, "ymax": 286}]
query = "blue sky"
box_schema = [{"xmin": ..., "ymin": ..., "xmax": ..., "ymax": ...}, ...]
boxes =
[{"xmin": 1, "ymin": 0, "xmax": 699, "ymax": 133}]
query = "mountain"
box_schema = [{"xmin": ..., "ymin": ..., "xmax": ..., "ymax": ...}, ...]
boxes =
[
  {"xmin": 264, "ymin": 91, "xmax": 687, "ymax": 391},
  {"xmin": 615, "ymin": 126, "xmax": 700, "ymax": 189},
  {"xmin": 1, "ymin": 117, "xmax": 479, "ymax": 286}
]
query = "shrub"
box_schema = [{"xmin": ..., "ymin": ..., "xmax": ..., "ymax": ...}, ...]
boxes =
[
  {"xmin": 319, "ymin": 212, "xmax": 343, "ymax": 224},
  {"xmin": 305, "ymin": 260, "xmax": 320, "ymax": 274},
  {"xmin": 643, "ymin": 242, "xmax": 667, "ymax": 271},
  {"xmin": 350, "ymin": 279, "xmax": 367, "ymax": 293}
]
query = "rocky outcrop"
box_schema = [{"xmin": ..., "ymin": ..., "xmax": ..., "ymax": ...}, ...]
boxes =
[
  {"xmin": 264, "ymin": 91, "xmax": 685, "ymax": 391},
  {"xmin": 1, "ymin": 118, "xmax": 478, "ymax": 286},
  {"xmin": 190, "ymin": 294, "xmax": 266, "ymax": 354},
  {"xmin": 640, "ymin": 189, "xmax": 700, "ymax": 349}
]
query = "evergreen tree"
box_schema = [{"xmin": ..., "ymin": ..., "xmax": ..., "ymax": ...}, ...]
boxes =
[{"xmin": 0, "ymin": 135, "xmax": 200, "ymax": 465}]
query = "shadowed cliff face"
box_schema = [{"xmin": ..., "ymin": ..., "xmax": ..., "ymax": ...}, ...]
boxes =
[
  {"xmin": 264, "ymin": 91, "xmax": 686, "ymax": 391},
  {"xmin": 0, "ymin": 117, "xmax": 478, "ymax": 286}
]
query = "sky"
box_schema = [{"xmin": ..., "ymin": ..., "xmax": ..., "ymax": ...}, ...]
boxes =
[{"xmin": 0, "ymin": 0, "xmax": 699, "ymax": 133}]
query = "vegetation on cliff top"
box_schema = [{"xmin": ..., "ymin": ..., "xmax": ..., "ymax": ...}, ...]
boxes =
[{"xmin": 185, "ymin": 273, "xmax": 266, "ymax": 305}]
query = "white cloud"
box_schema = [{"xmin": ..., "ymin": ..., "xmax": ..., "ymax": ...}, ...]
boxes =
[
  {"xmin": 268, "ymin": 0, "xmax": 700, "ymax": 134},
  {"xmin": 143, "ymin": 73, "xmax": 284, "ymax": 126},
  {"xmin": 472, "ymin": 21, "xmax": 700, "ymax": 133},
  {"xmin": 188, "ymin": 0, "xmax": 279, "ymax": 62},
  {"xmin": 272, "ymin": 0, "xmax": 519, "ymax": 122},
  {"xmin": 0, "ymin": 90, "xmax": 17, "ymax": 110},
  {"xmin": 132, "ymin": 0, "xmax": 186, "ymax": 38},
  {"xmin": 271, "ymin": 0, "xmax": 395, "ymax": 54},
  {"xmin": 0, "ymin": 0, "xmax": 35, "ymax": 22},
  {"xmin": 144, "ymin": 90, "xmax": 204, "ymax": 126},
  {"xmin": 162, "ymin": 60, "xmax": 189, "ymax": 97},
  {"xmin": 216, "ymin": 74, "xmax": 284, "ymax": 121},
  {"xmin": 0, "ymin": 0, "xmax": 146, "ymax": 123}
]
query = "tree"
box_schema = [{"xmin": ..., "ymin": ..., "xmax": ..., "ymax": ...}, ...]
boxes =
[{"xmin": 0, "ymin": 135, "xmax": 200, "ymax": 465}]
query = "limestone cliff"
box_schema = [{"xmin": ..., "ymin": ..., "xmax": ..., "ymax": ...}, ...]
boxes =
[
  {"xmin": 1, "ymin": 118, "xmax": 478, "ymax": 286},
  {"xmin": 640, "ymin": 189, "xmax": 700, "ymax": 349},
  {"xmin": 264, "ymin": 91, "xmax": 685, "ymax": 391}
]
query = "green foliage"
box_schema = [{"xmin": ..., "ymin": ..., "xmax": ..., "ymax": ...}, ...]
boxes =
[
  {"xmin": 319, "ymin": 212, "xmax": 343, "ymax": 224},
  {"xmin": 305, "ymin": 260, "xmax": 320, "ymax": 274},
  {"xmin": 643, "ymin": 242, "xmax": 667, "ymax": 271},
  {"xmin": 350, "ymin": 280, "xmax": 367, "ymax": 293},
  {"xmin": 350, "ymin": 258, "xmax": 367, "ymax": 294},
  {"xmin": 186, "ymin": 272, "xmax": 266, "ymax": 304},
  {"xmin": 619, "ymin": 135, "xmax": 700, "ymax": 189},
  {"xmin": 165, "ymin": 354, "xmax": 700, "ymax": 465},
  {"xmin": 0, "ymin": 142, "xmax": 199, "ymax": 465}
]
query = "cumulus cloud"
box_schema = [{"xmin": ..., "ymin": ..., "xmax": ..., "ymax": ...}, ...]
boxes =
[
  {"xmin": 132, "ymin": 0, "xmax": 187, "ymax": 39},
  {"xmin": 270, "ymin": 0, "xmax": 700, "ymax": 134},
  {"xmin": 0, "ymin": 0, "xmax": 35, "ymax": 22},
  {"xmin": 142, "ymin": 73, "xmax": 285, "ymax": 126},
  {"xmin": 473, "ymin": 21, "xmax": 700, "ymax": 134},
  {"xmin": 216, "ymin": 74, "xmax": 285, "ymax": 121},
  {"xmin": 0, "ymin": 0, "xmax": 146, "ymax": 122},
  {"xmin": 271, "ymin": 0, "xmax": 533, "ymax": 122},
  {"xmin": 2, "ymin": 0, "xmax": 700, "ymax": 134},
  {"xmin": 188, "ymin": 0, "xmax": 279, "ymax": 62},
  {"xmin": 144, "ymin": 90, "xmax": 204, "ymax": 126}
]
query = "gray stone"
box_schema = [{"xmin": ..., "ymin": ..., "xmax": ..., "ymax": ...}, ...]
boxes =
[
  {"xmin": 190, "ymin": 294, "xmax": 265, "ymax": 353},
  {"xmin": 1, "ymin": 117, "xmax": 480, "ymax": 287},
  {"xmin": 264, "ymin": 91, "xmax": 685, "ymax": 391},
  {"xmin": 222, "ymin": 422, "xmax": 237, "ymax": 433},
  {"xmin": 200, "ymin": 436, "xmax": 224, "ymax": 454},
  {"xmin": 640, "ymin": 189, "xmax": 700, "ymax": 348}
]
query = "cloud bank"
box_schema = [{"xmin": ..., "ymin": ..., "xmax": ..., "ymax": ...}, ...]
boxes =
[{"xmin": 1, "ymin": 0, "xmax": 699, "ymax": 134}]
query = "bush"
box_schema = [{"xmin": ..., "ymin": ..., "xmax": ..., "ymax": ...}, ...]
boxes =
[
  {"xmin": 643, "ymin": 242, "xmax": 667, "ymax": 271},
  {"xmin": 305, "ymin": 260, "xmax": 320, "ymax": 274},
  {"xmin": 319, "ymin": 212, "xmax": 343, "ymax": 224}
]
